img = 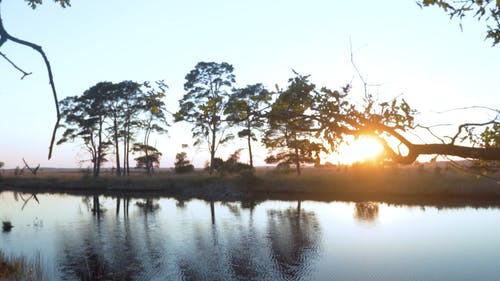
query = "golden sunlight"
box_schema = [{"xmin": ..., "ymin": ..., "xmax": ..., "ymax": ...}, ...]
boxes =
[{"xmin": 324, "ymin": 136, "xmax": 384, "ymax": 165}]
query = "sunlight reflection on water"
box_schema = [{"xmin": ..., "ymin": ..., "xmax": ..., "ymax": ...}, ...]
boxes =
[{"xmin": 1, "ymin": 191, "xmax": 500, "ymax": 281}]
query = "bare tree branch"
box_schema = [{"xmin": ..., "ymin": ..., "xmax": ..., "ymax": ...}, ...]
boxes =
[
  {"xmin": 0, "ymin": 51, "xmax": 32, "ymax": 79},
  {"xmin": 22, "ymin": 158, "xmax": 40, "ymax": 175},
  {"xmin": 0, "ymin": 2, "xmax": 60, "ymax": 160}
]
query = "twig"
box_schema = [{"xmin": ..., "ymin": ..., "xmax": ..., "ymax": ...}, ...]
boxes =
[
  {"xmin": 415, "ymin": 124, "xmax": 447, "ymax": 144},
  {"xmin": 432, "ymin": 106, "xmax": 500, "ymax": 114},
  {"xmin": 450, "ymin": 120, "xmax": 499, "ymax": 145},
  {"xmin": 0, "ymin": 51, "xmax": 32, "ymax": 79}
]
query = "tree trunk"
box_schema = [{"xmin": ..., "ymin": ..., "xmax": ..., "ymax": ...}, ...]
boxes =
[
  {"xmin": 209, "ymin": 126, "xmax": 217, "ymax": 175},
  {"xmin": 247, "ymin": 133, "xmax": 253, "ymax": 168},
  {"xmin": 113, "ymin": 116, "xmax": 121, "ymax": 176},
  {"xmin": 294, "ymin": 146, "xmax": 301, "ymax": 176},
  {"xmin": 123, "ymin": 134, "xmax": 127, "ymax": 176},
  {"xmin": 95, "ymin": 116, "xmax": 104, "ymax": 178},
  {"xmin": 126, "ymin": 125, "xmax": 130, "ymax": 175}
]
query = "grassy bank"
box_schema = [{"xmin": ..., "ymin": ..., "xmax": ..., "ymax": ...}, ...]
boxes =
[
  {"xmin": 0, "ymin": 251, "xmax": 47, "ymax": 281},
  {"xmin": 1, "ymin": 165, "xmax": 499, "ymax": 203}
]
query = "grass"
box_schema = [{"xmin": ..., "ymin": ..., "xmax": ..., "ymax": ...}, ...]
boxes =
[
  {"xmin": 0, "ymin": 164, "xmax": 498, "ymax": 203},
  {"xmin": 0, "ymin": 251, "xmax": 47, "ymax": 281}
]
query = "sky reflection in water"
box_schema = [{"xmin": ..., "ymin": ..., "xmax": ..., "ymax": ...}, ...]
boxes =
[{"xmin": 1, "ymin": 192, "xmax": 500, "ymax": 281}]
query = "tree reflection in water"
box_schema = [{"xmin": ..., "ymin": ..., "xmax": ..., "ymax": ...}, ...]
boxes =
[
  {"xmin": 59, "ymin": 197, "xmax": 142, "ymax": 280},
  {"xmin": 54, "ymin": 198, "xmax": 323, "ymax": 280},
  {"xmin": 267, "ymin": 201, "xmax": 321, "ymax": 280},
  {"xmin": 354, "ymin": 202, "xmax": 379, "ymax": 224}
]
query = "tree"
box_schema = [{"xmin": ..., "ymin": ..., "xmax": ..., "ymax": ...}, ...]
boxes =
[
  {"xmin": 174, "ymin": 152, "xmax": 194, "ymax": 174},
  {"xmin": 137, "ymin": 80, "xmax": 169, "ymax": 176},
  {"xmin": 419, "ymin": 0, "xmax": 500, "ymax": 46},
  {"xmin": 104, "ymin": 81, "xmax": 144, "ymax": 176},
  {"xmin": 0, "ymin": 0, "xmax": 70, "ymax": 159},
  {"xmin": 225, "ymin": 84, "xmax": 272, "ymax": 168},
  {"xmin": 58, "ymin": 83, "xmax": 113, "ymax": 178},
  {"xmin": 174, "ymin": 62, "xmax": 236, "ymax": 174},
  {"xmin": 132, "ymin": 143, "xmax": 162, "ymax": 174},
  {"xmin": 263, "ymin": 73, "xmax": 325, "ymax": 175}
]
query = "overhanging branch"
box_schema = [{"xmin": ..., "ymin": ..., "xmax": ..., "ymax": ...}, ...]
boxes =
[{"xmin": 0, "ymin": 3, "xmax": 60, "ymax": 159}]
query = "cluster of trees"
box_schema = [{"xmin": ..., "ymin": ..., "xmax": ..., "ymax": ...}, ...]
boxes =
[
  {"xmin": 2, "ymin": 0, "xmax": 499, "ymax": 177},
  {"xmin": 173, "ymin": 63, "xmax": 499, "ymax": 176},
  {"xmin": 58, "ymin": 81, "xmax": 168, "ymax": 178}
]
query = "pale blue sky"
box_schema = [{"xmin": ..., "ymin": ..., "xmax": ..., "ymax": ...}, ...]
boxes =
[{"xmin": 0, "ymin": 0, "xmax": 498, "ymax": 169}]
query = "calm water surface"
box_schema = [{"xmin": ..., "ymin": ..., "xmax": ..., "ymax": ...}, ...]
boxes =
[{"xmin": 1, "ymin": 191, "xmax": 500, "ymax": 281}]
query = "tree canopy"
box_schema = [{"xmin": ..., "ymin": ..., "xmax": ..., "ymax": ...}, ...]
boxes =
[
  {"xmin": 174, "ymin": 62, "xmax": 236, "ymax": 174},
  {"xmin": 225, "ymin": 83, "xmax": 272, "ymax": 168},
  {"xmin": 58, "ymin": 81, "xmax": 168, "ymax": 177},
  {"xmin": 419, "ymin": 0, "xmax": 500, "ymax": 46},
  {"xmin": 263, "ymin": 73, "xmax": 325, "ymax": 175}
]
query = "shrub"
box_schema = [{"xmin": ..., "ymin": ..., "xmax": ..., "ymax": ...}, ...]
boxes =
[
  {"xmin": 275, "ymin": 162, "xmax": 291, "ymax": 174},
  {"xmin": 174, "ymin": 152, "xmax": 195, "ymax": 174}
]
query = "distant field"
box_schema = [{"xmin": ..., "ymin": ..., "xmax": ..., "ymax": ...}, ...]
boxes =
[{"xmin": 1, "ymin": 162, "xmax": 499, "ymax": 205}]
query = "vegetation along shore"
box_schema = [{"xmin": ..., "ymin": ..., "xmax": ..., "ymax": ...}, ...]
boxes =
[{"xmin": 1, "ymin": 164, "xmax": 499, "ymax": 206}]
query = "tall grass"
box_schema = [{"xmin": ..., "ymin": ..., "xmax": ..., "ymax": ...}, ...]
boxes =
[{"xmin": 0, "ymin": 251, "xmax": 48, "ymax": 281}]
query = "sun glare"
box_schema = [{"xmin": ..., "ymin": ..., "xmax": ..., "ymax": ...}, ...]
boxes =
[{"xmin": 324, "ymin": 136, "xmax": 384, "ymax": 165}]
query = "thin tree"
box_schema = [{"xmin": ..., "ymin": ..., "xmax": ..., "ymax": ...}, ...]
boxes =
[
  {"xmin": 174, "ymin": 62, "xmax": 235, "ymax": 174},
  {"xmin": 225, "ymin": 84, "xmax": 272, "ymax": 168},
  {"xmin": 58, "ymin": 83, "xmax": 114, "ymax": 178},
  {"xmin": 138, "ymin": 80, "xmax": 169, "ymax": 176}
]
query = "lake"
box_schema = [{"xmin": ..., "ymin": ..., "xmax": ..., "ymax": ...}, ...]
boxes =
[{"xmin": 1, "ymin": 191, "xmax": 500, "ymax": 281}]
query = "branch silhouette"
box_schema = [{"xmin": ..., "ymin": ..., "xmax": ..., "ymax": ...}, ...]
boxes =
[{"xmin": 0, "ymin": 0, "xmax": 60, "ymax": 159}]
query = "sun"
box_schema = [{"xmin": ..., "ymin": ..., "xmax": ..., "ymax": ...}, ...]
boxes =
[{"xmin": 323, "ymin": 136, "xmax": 384, "ymax": 165}]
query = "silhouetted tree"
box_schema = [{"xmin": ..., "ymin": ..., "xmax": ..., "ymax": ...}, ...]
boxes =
[
  {"xmin": 174, "ymin": 62, "xmax": 235, "ymax": 174},
  {"xmin": 311, "ymin": 82, "xmax": 500, "ymax": 164},
  {"xmin": 58, "ymin": 83, "xmax": 114, "ymax": 178},
  {"xmin": 174, "ymin": 152, "xmax": 194, "ymax": 174},
  {"xmin": 132, "ymin": 143, "xmax": 162, "ymax": 174},
  {"xmin": 136, "ymin": 80, "xmax": 169, "ymax": 176},
  {"xmin": 101, "ymin": 81, "xmax": 143, "ymax": 176},
  {"xmin": 225, "ymin": 84, "xmax": 272, "ymax": 168},
  {"xmin": 263, "ymin": 72, "xmax": 325, "ymax": 175}
]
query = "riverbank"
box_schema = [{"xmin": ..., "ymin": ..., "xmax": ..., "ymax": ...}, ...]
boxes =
[{"xmin": 1, "ymin": 165, "xmax": 499, "ymax": 205}]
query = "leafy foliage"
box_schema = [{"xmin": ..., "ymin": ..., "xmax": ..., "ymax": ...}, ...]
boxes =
[
  {"xmin": 174, "ymin": 62, "xmax": 235, "ymax": 174},
  {"xmin": 58, "ymin": 82, "xmax": 114, "ymax": 177},
  {"xmin": 225, "ymin": 84, "xmax": 272, "ymax": 167},
  {"xmin": 263, "ymin": 72, "xmax": 325, "ymax": 175},
  {"xmin": 207, "ymin": 149, "xmax": 253, "ymax": 175},
  {"xmin": 132, "ymin": 143, "xmax": 162, "ymax": 172},
  {"xmin": 174, "ymin": 152, "xmax": 194, "ymax": 174},
  {"xmin": 58, "ymin": 81, "xmax": 168, "ymax": 177},
  {"xmin": 25, "ymin": 0, "xmax": 70, "ymax": 9},
  {"xmin": 419, "ymin": 0, "xmax": 500, "ymax": 46}
]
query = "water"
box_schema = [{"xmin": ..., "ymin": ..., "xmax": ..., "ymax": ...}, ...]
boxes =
[{"xmin": 1, "ymin": 191, "xmax": 500, "ymax": 281}]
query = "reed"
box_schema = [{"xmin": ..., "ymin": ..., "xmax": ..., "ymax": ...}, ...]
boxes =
[{"xmin": 0, "ymin": 251, "xmax": 47, "ymax": 281}]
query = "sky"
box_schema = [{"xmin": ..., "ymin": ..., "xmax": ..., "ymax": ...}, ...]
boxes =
[{"xmin": 0, "ymin": 0, "xmax": 498, "ymax": 169}]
